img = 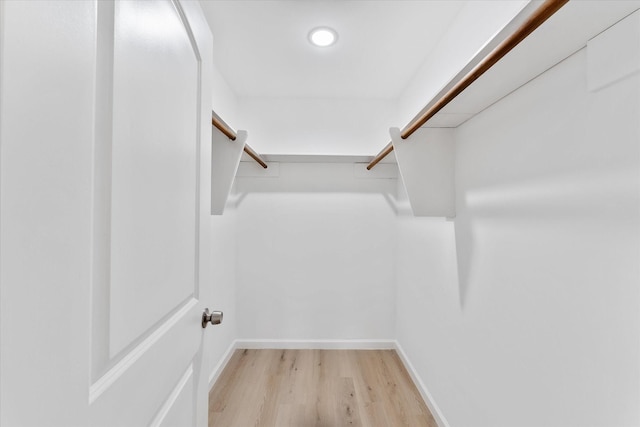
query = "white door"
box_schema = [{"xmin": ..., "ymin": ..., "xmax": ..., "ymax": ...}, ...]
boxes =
[{"xmin": 0, "ymin": 1, "xmax": 216, "ymax": 426}]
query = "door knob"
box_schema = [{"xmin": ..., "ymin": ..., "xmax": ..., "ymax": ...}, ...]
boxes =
[{"xmin": 202, "ymin": 308, "xmax": 223, "ymax": 328}]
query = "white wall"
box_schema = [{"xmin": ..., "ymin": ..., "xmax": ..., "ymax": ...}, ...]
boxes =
[
  {"xmin": 239, "ymin": 97, "xmax": 397, "ymax": 156},
  {"xmin": 396, "ymin": 33, "xmax": 639, "ymax": 427},
  {"xmin": 207, "ymin": 63, "xmax": 240, "ymax": 376},
  {"xmin": 211, "ymin": 61, "xmax": 240, "ymax": 127},
  {"xmin": 234, "ymin": 163, "xmax": 398, "ymax": 341},
  {"xmin": 206, "ymin": 205, "xmax": 238, "ymax": 379}
]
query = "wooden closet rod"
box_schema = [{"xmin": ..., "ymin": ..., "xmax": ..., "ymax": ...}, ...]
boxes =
[
  {"xmin": 242, "ymin": 144, "xmax": 268, "ymax": 169},
  {"xmin": 367, "ymin": 0, "xmax": 569, "ymax": 170},
  {"xmin": 211, "ymin": 112, "xmax": 268, "ymax": 169},
  {"xmin": 367, "ymin": 142, "xmax": 394, "ymax": 171}
]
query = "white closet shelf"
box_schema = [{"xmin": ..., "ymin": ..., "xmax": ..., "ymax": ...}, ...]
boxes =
[
  {"xmin": 430, "ymin": 0, "xmax": 640, "ymax": 128},
  {"xmin": 373, "ymin": 0, "xmax": 639, "ymax": 217},
  {"xmin": 240, "ymin": 152, "xmax": 396, "ymax": 165}
]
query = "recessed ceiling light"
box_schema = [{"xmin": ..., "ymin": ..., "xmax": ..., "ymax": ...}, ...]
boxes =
[{"xmin": 308, "ymin": 27, "xmax": 338, "ymax": 47}]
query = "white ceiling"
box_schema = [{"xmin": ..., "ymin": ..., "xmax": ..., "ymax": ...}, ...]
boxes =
[{"xmin": 199, "ymin": 1, "xmax": 467, "ymax": 99}]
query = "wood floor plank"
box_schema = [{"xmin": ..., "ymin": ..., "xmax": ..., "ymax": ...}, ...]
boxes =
[
  {"xmin": 341, "ymin": 376, "xmax": 364, "ymax": 426},
  {"xmin": 274, "ymin": 404, "xmax": 306, "ymax": 427},
  {"xmin": 209, "ymin": 349, "xmax": 437, "ymax": 427},
  {"xmin": 358, "ymin": 401, "xmax": 391, "ymax": 427}
]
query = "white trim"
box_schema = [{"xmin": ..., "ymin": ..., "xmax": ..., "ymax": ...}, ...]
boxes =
[
  {"xmin": 208, "ymin": 339, "xmax": 239, "ymax": 389},
  {"xmin": 89, "ymin": 298, "xmax": 198, "ymax": 403},
  {"xmin": 150, "ymin": 363, "xmax": 193, "ymax": 427},
  {"xmin": 394, "ymin": 341, "xmax": 450, "ymax": 427},
  {"xmin": 252, "ymin": 154, "xmax": 396, "ymax": 164},
  {"xmin": 235, "ymin": 339, "xmax": 396, "ymax": 350}
]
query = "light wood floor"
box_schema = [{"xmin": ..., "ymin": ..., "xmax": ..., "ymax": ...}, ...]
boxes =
[{"xmin": 209, "ymin": 349, "xmax": 437, "ymax": 427}]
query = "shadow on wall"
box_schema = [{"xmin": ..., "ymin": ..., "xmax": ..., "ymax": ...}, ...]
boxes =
[
  {"xmin": 453, "ymin": 166, "xmax": 639, "ymax": 308},
  {"xmin": 453, "ymin": 210, "xmax": 473, "ymax": 309}
]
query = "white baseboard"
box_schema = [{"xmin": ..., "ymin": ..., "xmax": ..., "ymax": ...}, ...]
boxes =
[
  {"xmin": 394, "ymin": 341, "xmax": 450, "ymax": 427},
  {"xmin": 235, "ymin": 339, "xmax": 396, "ymax": 350},
  {"xmin": 208, "ymin": 339, "xmax": 239, "ymax": 389}
]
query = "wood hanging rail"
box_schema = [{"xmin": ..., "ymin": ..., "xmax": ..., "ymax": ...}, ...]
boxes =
[
  {"xmin": 367, "ymin": 0, "xmax": 569, "ymax": 170},
  {"xmin": 211, "ymin": 112, "xmax": 268, "ymax": 169},
  {"xmin": 242, "ymin": 144, "xmax": 268, "ymax": 169}
]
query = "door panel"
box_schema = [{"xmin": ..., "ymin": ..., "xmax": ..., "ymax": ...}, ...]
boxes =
[
  {"xmin": 109, "ymin": 0, "xmax": 200, "ymax": 357},
  {"xmin": 1, "ymin": 0, "xmax": 214, "ymax": 425},
  {"xmin": 90, "ymin": 301, "xmax": 200, "ymax": 427},
  {"xmin": 88, "ymin": 1, "xmax": 213, "ymax": 426},
  {"xmin": 153, "ymin": 369, "xmax": 195, "ymax": 427}
]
